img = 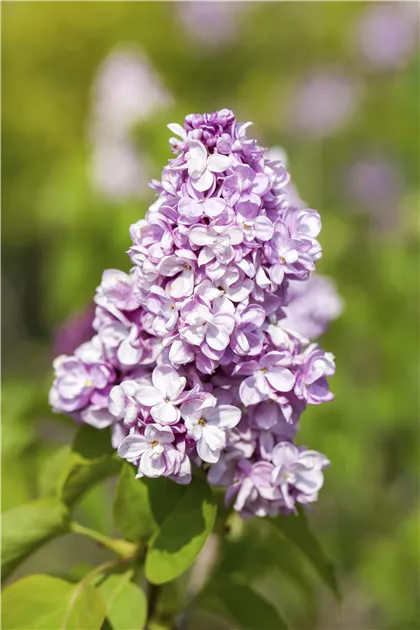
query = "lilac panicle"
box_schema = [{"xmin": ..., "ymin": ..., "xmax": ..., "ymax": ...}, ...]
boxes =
[{"xmin": 50, "ymin": 109, "xmax": 340, "ymax": 517}]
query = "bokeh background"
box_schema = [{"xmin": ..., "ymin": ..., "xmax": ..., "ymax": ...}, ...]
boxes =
[{"xmin": 2, "ymin": 2, "xmax": 419, "ymax": 629}]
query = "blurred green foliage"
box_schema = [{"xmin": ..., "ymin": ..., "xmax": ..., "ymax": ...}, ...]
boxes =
[{"xmin": 2, "ymin": 2, "xmax": 419, "ymax": 629}]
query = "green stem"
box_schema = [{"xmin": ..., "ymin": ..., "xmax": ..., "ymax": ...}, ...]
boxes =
[
  {"xmin": 70, "ymin": 521, "xmax": 137, "ymax": 559},
  {"xmin": 80, "ymin": 559, "xmax": 124, "ymax": 587},
  {"xmin": 145, "ymin": 581, "xmax": 161, "ymax": 629}
]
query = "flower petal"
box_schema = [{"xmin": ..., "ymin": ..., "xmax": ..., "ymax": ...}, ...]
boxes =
[
  {"xmin": 192, "ymin": 169, "xmax": 214, "ymax": 192},
  {"xmin": 188, "ymin": 225, "xmax": 215, "ymax": 246},
  {"xmin": 206, "ymin": 404, "xmax": 241, "ymax": 429},
  {"xmin": 265, "ymin": 367, "xmax": 295, "ymax": 392},
  {"xmin": 135, "ymin": 385, "xmax": 162, "ymax": 406},
  {"xmin": 151, "ymin": 400, "xmax": 180, "ymax": 425},
  {"xmin": 117, "ymin": 340, "xmax": 143, "ymax": 366},
  {"xmin": 203, "ymin": 198, "xmax": 226, "ymax": 217},
  {"xmin": 239, "ymin": 374, "xmax": 265, "ymax": 406},
  {"xmin": 118, "ymin": 434, "xmax": 149, "ymax": 459},
  {"xmin": 152, "ymin": 365, "xmax": 186, "ymax": 400},
  {"xmin": 272, "ymin": 442, "xmax": 299, "ymax": 468},
  {"xmin": 206, "ymin": 323, "xmax": 230, "ymax": 351},
  {"xmin": 167, "ymin": 123, "xmax": 186, "ymax": 138},
  {"xmin": 207, "ymin": 153, "xmax": 232, "ymax": 173},
  {"xmin": 140, "ymin": 448, "xmax": 167, "ymax": 477},
  {"xmin": 178, "ymin": 198, "xmax": 203, "ymax": 219}
]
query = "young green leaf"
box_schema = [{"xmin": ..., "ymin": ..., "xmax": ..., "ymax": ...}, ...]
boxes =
[
  {"xmin": 1, "ymin": 574, "xmax": 106, "ymax": 629},
  {"xmin": 97, "ymin": 571, "xmax": 147, "ymax": 630},
  {"xmin": 271, "ymin": 508, "xmax": 340, "ymax": 599},
  {"xmin": 197, "ymin": 583, "xmax": 289, "ymax": 630},
  {"xmin": 113, "ymin": 463, "xmax": 186, "ymax": 542},
  {"xmin": 145, "ymin": 476, "xmax": 217, "ymax": 585},
  {"xmin": 2, "ymin": 498, "xmax": 70, "ymax": 580},
  {"xmin": 58, "ymin": 426, "xmax": 121, "ymax": 506}
]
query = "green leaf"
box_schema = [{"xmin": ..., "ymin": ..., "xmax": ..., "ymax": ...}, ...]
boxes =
[
  {"xmin": 58, "ymin": 426, "xmax": 122, "ymax": 506},
  {"xmin": 215, "ymin": 525, "xmax": 312, "ymax": 589},
  {"xmin": 97, "ymin": 571, "xmax": 147, "ymax": 630},
  {"xmin": 2, "ymin": 498, "xmax": 70, "ymax": 580},
  {"xmin": 198, "ymin": 583, "xmax": 288, "ymax": 630},
  {"xmin": 145, "ymin": 476, "xmax": 217, "ymax": 585},
  {"xmin": 271, "ymin": 508, "xmax": 340, "ymax": 599},
  {"xmin": 1, "ymin": 574, "xmax": 106, "ymax": 630},
  {"xmin": 113, "ymin": 463, "xmax": 186, "ymax": 542},
  {"xmin": 143, "ymin": 476, "xmax": 187, "ymax": 527},
  {"xmin": 113, "ymin": 462, "xmax": 157, "ymax": 542},
  {"xmin": 38, "ymin": 445, "xmax": 71, "ymax": 497}
]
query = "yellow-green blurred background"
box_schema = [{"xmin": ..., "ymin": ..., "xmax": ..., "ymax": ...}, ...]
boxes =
[{"xmin": 2, "ymin": 2, "xmax": 419, "ymax": 629}]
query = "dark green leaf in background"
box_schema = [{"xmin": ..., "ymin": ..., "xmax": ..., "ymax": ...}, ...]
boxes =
[
  {"xmin": 145, "ymin": 476, "xmax": 217, "ymax": 585},
  {"xmin": 1, "ymin": 574, "xmax": 106, "ymax": 629},
  {"xmin": 97, "ymin": 570, "xmax": 147, "ymax": 630},
  {"xmin": 1, "ymin": 497, "xmax": 70, "ymax": 580},
  {"xmin": 38, "ymin": 445, "xmax": 71, "ymax": 497},
  {"xmin": 58, "ymin": 426, "xmax": 121, "ymax": 506},
  {"xmin": 271, "ymin": 508, "xmax": 340, "ymax": 599},
  {"xmin": 197, "ymin": 582, "xmax": 289, "ymax": 630}
]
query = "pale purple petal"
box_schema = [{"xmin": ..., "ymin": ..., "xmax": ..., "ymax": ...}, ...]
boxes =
[
  {"xmin": 197, "ymin": 438, "xmax": 220, "ymax": 464},
  {"xmin": 206, "ymin": 404, "xmax": 241, "ymax": 429},
  {"xmin": 203, "ymin": 198, "xmax": 226, "ymax": 217},
  {"xmin": 118, "ymin": 434, "xmax": 149, "ymax": 459},
  {"xmin": 140, "ymin": 448, "xmax": 167, "ymax": 477},
  {"xmin": 206, "ymin": 323, "xmax": 230, "ymax": 351},
  {"xmin": 135, "ymin": 385, "xmax": 162, "ymax": 406},
  {"xmin": 151, "ymin": 400, "xmax": 180, "ymax": 425},
  {"xmin": 272, "ymin": 442, "xmax": 299, "ymax": 468},
  {"xmin": 193, "ymin": 169, "xmax": 214, "ymax": 191},
  {"xmin": 188, "ymin": 225, "xmax": 215, "ymax": 246},
  {"xmin": 265, "ymin": 367, "xmax": 295, "ymax": 392}
]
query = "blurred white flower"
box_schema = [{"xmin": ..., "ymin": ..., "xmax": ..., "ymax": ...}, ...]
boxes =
[
  {"xmin": 92, "ymin": 48, "xmax": 172, "ymax": 141},
  {"xmin": 90, "ymin": 47, "xmax": 173, "ymax": 200},
  {"xmin": 345, "ymin": 156, "xmax": 403, "ymax": 231},
  {"xmin": 92, "ymin": 140, "xmax": 149, "ymax": 200},
  {"xmin": 354, "ymin": 3, "xmax": 419, "ymax": 70},
  {"xmin": 175, "ymin": 1, "xmax": 249, "ymax": 48},
  {"xmin": 288, "ymin": 69, "xmax": 362, "ymax": 139}
]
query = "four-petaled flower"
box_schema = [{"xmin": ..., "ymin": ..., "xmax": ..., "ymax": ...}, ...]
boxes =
[
  {"xmin": 271, "ymin": 442, "xmax": 329, "ymax": 509},
  {"xmin": 236, "ymin": 352, "xmax": 296, "ymax": 406},
  {"xmin": 180, "ymin": 296, "xmax": 235, "ymax": 351},
  {"xmin": 186, "ymin": 140, "xmax": 232, "ymax": 191},
  {"xmin": 181, "ymin": 396, "xmax": 241, "ymax": 463},
  {"xmin": 118, "ymin": 424, "xmax": 177, "ymax": 478},
  {"xmin": 136, "ymin": 365, "xmax": 189, "ymax": 424}
]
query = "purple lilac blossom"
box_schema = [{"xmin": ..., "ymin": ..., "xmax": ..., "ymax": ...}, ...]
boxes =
[
  {"xmin": 345, "ymin": 156, "xmax": 403, "ymax": 231},
  {"xmin": 50, "ymin": 109, "xmax": 340, "ymax": 517},
  {"xmin": 53, "ymin": 305, "xmax": 95, "ymax": 357},
  {"xmin": 288, "ymin": 69, "xmax": 361, "ymax": 139},
  {"xmin": 354, "ymin": 2, "xmax": 419, "ymax": 71},
  {"xmin": 175, "ymin": 2, "xmax": 249, "ymax": 49},
  {"xmin": 90, "ymin": 48, "xmax": 172, "ymax": 200}
]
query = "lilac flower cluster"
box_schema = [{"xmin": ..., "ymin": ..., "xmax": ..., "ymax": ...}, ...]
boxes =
[{"xmin": 50, "ymin": 109, "xmax": 339, "ymax": 517}]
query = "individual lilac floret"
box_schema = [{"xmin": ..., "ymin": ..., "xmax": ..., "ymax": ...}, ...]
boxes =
[
  {"xmin": 271, "ymin": 442, "xmax": 329, "ymax": 509},
  {"xmin": 50, "ymin": 108, "xmax": 339, "ymax": 509},
  {"xmin": 118, "ymin": 424, "xmax": 191, "ymax": 482},
  {"xmin": 135, "ymin": 365, "xmax": 190, "ymax": 425},
  {"xmin": 181, "ymin": 395, "xmax": 241, "ymax": 463}
]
